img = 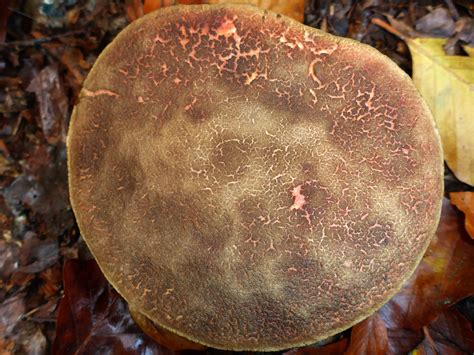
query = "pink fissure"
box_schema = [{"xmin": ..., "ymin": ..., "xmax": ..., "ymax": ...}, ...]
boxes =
[
  {"xmin": 290, "ymin": 185, "xmax": 307, "ymax": 211},
  {"xmin": 83, "ymin": 88, "xmax": 119, "ymax": 98}
]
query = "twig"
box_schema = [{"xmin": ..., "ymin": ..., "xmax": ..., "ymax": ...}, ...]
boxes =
[
  {"xmin": 423, "ymin": 326, "xmax": 437, "ymax": 353},
  {"xmin": 444, "ymin": 0, "xmax": 460, "ymax": 21},
  {"xmin": 0, "ymin": 30, "xmax": 85, "ymax": 47},
  {"xmin": 371, "ymin": 18, "xmax": 406, "ymax": 41}
]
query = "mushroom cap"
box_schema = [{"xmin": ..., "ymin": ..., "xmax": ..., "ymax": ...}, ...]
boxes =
[{"xmin": 68, "ymin": 4, "xmax": 443, "ymax": 351}]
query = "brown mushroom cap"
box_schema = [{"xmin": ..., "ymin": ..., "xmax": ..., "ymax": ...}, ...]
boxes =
[{"xmin": 68, "ymin": 4, "xmax": 443, "ymax": 351}]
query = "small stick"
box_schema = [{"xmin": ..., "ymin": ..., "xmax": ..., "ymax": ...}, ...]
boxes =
[
  {"xmin": 371, "ymin": 18, "xmax": 406, "ymax": 41},
  {"xmin": 0, "ymin": 30, "xmax": 85, "ymax": 47},
  {"xmin": 423, "ymin": 326, "xmax": 437, "ymax": 353},
  {"xmin": 444, "ymin": 0, "xmax": 460, "ymax": 21}
]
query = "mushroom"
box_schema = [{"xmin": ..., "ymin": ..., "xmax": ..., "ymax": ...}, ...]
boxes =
[{"xmin": 67, "ymin": 4, "xmax": 444, "ymax": 351}]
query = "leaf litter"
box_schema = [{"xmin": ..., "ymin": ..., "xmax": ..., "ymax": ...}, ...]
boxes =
[{"xmin": 1, "ymin": 0, "xmax": 474, "ymax": 354}]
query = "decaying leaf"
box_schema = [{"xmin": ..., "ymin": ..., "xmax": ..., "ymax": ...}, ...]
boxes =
[
  {"xmin": 26, "ymin": 65, "xmax": 69, "ymax": 145},
  {"xmin": 415, "ymin": 8, "xmax": 456, "ymax": 37},
  {"xmin": 379, "ymin": 198, "xmax": 474, "ymax": 330},
  {"xmin": 345, "ymin": 314, "xmax": 388, "ymax": 355},
  {"xmin": 412, "ymin": 308, "xmax": 474, "ymax": 354},
  {"xmin": 207, "ymin": 0, "xmax": 305, "ymax": 22},
  {"xmin": 0, "ymin": 294, "xmax": 46, "ymax": 354},
  {"xmin": 372, "ymin": 197, "xmax": 474, "ymax": 354},
  {"xmin": 450, "ymin": 191, "xmax": 474, "ymax": 239},
  {"xmin": 143, "ymin": 0, "xmax": 305, "ymax": 22},
  {"xmin": 0, "ymin": 294, "xmax": 25, "ymax": 339},
  {"xmin": 284, "ymin": 337, "xmax": 349, "ymax": 355},
  {"xmin": 407, "ymin": 37, "xmax": 474, "ymax": 186},
  {"xmin": 129, "ymin": 306, "xmax": 207, "ymax": 351},
  {"xmin": 52, "ymin": 259, "xmax": 170, "ymax": 355}
]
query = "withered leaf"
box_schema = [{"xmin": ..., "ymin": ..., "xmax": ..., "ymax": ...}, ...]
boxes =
[
  {"xmin": 408, "ymin": 37, "xmax": 474, "ymax": 185},
  {"xmin": 415, "ymin": 8, "xmax": 456, "ymax": 37},
  {"xmin": 379, "ymin": 198, "xmax": 474, "ymax": 331},
  {"xmin": 413, "ymin": 308, "xmax": 474, "ymax": 354},
  {"xmin": 0, "ymin": 294, "xmax": 25, "ymax": 337},
  {"xmin": 52, "ymin": 259, "xmax": 173, "ymax": 355},
  {"xmin": 16, "ymin": 232, "xmax": 58, "ymax": 274},
  {"xmin": 374, "ymin": 197, "xmax": 474, "ymax": 354},
  {"xmin": 0, "ymin": 239, "xmax": 20, "ymax": 281},
  {"xmin": 143, "ymin": 0, "xmax": 305, "ymax": 22},
  {"xmin": 345, "ymin": 314, "xmax": 388, "ymax": 355},
  {"xmin": 284, "ymin": 337, "xmax": 349, "ymax": 355},
  {"xmin": 26, "ymin": 64, "xmax": 68, "ymax": 145},
  {"xmin": 450, "ymin": 191, "xmax": 474, "ymax": 239}
]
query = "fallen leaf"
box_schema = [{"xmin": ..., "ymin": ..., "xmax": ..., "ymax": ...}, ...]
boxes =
[
  {"xmin": 382, "ymin": 326, "xmax": 423, "ymax": 355},
  {"xmin": 208, "ymin": 0, "xmax": 305, "ymax": 22},
  {"xmin": 415, "ymin": 8, "xmax": 456, "ymax": 37},
  {"xmin": 26, "ymin": 64, "xmax": 69, "ymax": 145},
  {"xmin": 0, "ymin": 239, "xmax": 20, "ymax": 281},
  {"xmin": 456, "ymin": 296, "xmax": 474, "ymax": 327},
  {"xmin": 345, "ymin": 314, "xmax": 388, "ymax": 355},
  {"xmin": 464, "ymin": 45, "xmax": 474, "ymax": 57},
  {"xmin": 407, "ymin": 37, "xmax": 474, "ymax": 185},
  {"xmin": 380, "ymin": 198, "xmax": 474, "ymax": 331},
  {"xmin": 412, "ymin": 308, "xmax": 474, "ymax": 354},
  {"xmin": 0, "ymin": 294, "xmax": 25, "ymax": 337},
  {"xmin": 52, "ymin": 259, "xmax": 172, "ymax": 354},
  {"xmin": 0, "ymin": 294, "xmax": 48, "ymax": 353},
  {"xmin": 144, "ymin": 0, "xmax": 177, "ymax": 14},
  {"xmin": 143, "ymin": 0, "xmax": 305, "ymax": 22},
  {"xmin": 129, "ymin": 305, "xmax": 207, "ymax": 350},
  {"xmin": 39, "ymin": 264, "xmax": 62, "ymax": 297},
  {"xmin": 284, "ymin": 337, "xmax": 349, "ymax": 355},
  {"xmin": 3, "ymin": 146, "xmax": 73, "ymax": 238},
  {"xmin": 125, "ymin": 0, "xmax": 144, "ymax": 22},
  {"xmin": 16, "ymin": 232, "xmax": 58, "ymax": 274},
  {"xmin": 19, "ymin": 325, "xmax": 47, "ymax": 355},
  {"xmin": 450, "ymin": 191, "xmax": 474, "ymax": 239},
  {"xmin": 59, "ymin": 47, "xmax": 91, "ymax": 88}
]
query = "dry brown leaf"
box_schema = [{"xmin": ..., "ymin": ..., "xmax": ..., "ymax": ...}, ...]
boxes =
[
  {"xmin": 378, "ymin": 197, "xmax": 474, "ymax": 330},
  {"xmin": 26, "ymin": 65, "xmax": 69, "ymax": 145},
  {"xmin": 412, "ymin": 308, "xmax": 474, "ymax": 354},
  {"xmin": 345, "ymin": 314, "xmax": 388, "ymax": 355},
  {"xmin": 450, "ymin": 191, "xmax": 474, "ymax": 239},
  {"xmin": 52, "ymin": 259, "xmax": 170, "ymax": 354},
  {"xmin": 284, "ymin": 337, "xmax": 349, "ymax": 355},
  {"xmin": 207, "ymin": 0, "xmax": 305, "ymax": 22},
  {"xmin": 143, "ymin": 0, "xmax": 305, "ymax": 22}
]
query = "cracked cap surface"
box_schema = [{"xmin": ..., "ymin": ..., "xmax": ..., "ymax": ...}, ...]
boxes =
[{"xmin": 68, "ymin": 4, "xmax": 444, "ymax": 351}]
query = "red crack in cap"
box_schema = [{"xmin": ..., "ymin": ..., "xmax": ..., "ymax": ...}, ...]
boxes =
[{"xmin": 67, "ymin": 4, "xmax": 444, "ymax": 351}]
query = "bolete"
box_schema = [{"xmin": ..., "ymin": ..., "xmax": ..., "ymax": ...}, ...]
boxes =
[{"xmin": 67, "ymin": 4, "xmax": 444, "ymax": 351}]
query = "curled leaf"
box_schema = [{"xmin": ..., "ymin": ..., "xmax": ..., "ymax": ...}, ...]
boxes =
[
  {"xmin": 52, "ymin": 259, "xmax": 171, "ymax": 355},
  {"xmin": 380, "ymin": 198, "xmax": 474, "ymax": 331},
  {"xmin": 450, "ymin": 191, "xmax": 474, "ymax": 239},
  {"xmin": 345, "ymin": 314, "xmax": 388, "ymax": 355},
  {"xmin": 284, "ymin": 337, "xmax": 349, "ymax": 355},
  {"xmin": 413, "ymin": 308, "xmax": 474, "ymax": 354},
  {"xmin": 143, "ymin": 0, "xmax": 305, "ymax": 22}
]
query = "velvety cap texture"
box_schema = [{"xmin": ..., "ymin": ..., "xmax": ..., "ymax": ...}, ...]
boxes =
[{"xmin": 68, "ymin": 4, "xmax": 443, "ymax": 351}]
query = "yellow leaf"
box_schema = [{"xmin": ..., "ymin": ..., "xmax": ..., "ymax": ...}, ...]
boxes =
[
  {"xmin": 463, "ymin": 45, "xmax": 474, "ymax": 58},
  {"xmin": 407, "ymin": 38, "xmax": 474, "ymax": 186}
]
